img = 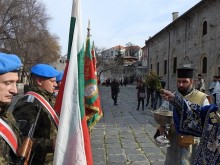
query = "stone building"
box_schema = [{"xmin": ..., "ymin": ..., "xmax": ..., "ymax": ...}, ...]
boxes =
[
  {"xmin": 144, "ymin": 0, "xmax": 220, "ymax": 91},
  {"xmin": 50, "ymin": 55, "xmax": 67, "ymax": 71},
  {"xmin": 101, "ymin": 45, "xmax": 143, "ymax": 82}
]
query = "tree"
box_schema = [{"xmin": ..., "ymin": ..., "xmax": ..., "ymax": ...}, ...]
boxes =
[
  {"xmin": 125, "ymin": 42, "xmax": 140, "ymax": 57},
  {"xmin": 0, "ymin": 0, "xmax": 61, "ymax": 82},
  {"xmin": 114, "ymin": 45, "xmax": 123, "ymax": 65},
  {"xmin": 95, "ymin": 46, "xmax": 119, "ymax": 79}
]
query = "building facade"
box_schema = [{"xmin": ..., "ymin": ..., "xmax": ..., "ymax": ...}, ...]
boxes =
[
  {"xmin": 144, "ymin": 0, "xmax": 220, "ymax": 91},
  {"xmin": 101, "ymin": 45, "xmax": 144, "ymax": 82},
  {"xmin": 50, "ymin": 55, "xmax": 67, "ymax": 71}
]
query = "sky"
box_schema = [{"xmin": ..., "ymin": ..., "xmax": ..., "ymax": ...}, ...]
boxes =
[{"xmin": 43, "ymin": 0, "xmax": 201, "ymax": 56}]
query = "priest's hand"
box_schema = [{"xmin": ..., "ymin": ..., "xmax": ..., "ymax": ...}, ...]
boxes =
[{"xmin": 160, "ymin": 89, "xmax": 175, "ymax": 101}]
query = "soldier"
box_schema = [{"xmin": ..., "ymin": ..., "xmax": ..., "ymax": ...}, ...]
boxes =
[
  {"xmin": 54, "ymin": 70, "xmax": 64, "ymax": 97},
  {"xmin": 12, "ymin": 64, "xmax": 59, "ymax": 164},
  {"xmin": 0, "ymin": 53, "xmax": 22, "ymax": 164},
  {"xmin": 56, "ymin": 70, "xmax": 64, "ymax": 88}
]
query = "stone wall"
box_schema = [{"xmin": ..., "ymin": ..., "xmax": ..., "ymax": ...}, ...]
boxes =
[{"xmin": 146, "ymin": 0, "xmax": 220, "ymax": 92}]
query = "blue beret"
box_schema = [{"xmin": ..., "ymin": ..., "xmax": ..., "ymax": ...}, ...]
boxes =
[
  {"xmin": 0, "ymin": 52, "xmax": 22, "ymax": 74},
  {"xmin": 56, "ymin": 71, "xmax": 64, "ymax": 82},
  {"xmin": 31, "ymin": 64, "xmax": 59, "ymax": 78}
]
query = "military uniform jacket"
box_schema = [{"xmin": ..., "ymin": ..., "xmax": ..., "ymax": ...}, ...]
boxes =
[
  {"xmin": 13, "ymin": 86, "xmax": 57, "ymax": 165},
  {"xmin": 0, "ymin": 106, "xmax": 20, "ymax": 165}
]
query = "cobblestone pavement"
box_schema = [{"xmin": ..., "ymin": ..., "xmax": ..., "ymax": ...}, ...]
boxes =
[{"xmin": 91, "ymin": 85, "xmax": 167, "ymax": 165}]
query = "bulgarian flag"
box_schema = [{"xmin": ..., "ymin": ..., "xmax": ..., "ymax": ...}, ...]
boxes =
[
  {"xmin": 84, "ymin": 36, "xmax": 103, "ymax": 131},
  {"xmin": 53, "ymin": 0, "xmax": 93, "ymax": 164}
]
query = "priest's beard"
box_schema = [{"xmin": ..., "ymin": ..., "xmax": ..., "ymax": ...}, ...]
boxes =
[{"xmin": 178, "ymin": 87, "xmax": 193, "ymax": 96}]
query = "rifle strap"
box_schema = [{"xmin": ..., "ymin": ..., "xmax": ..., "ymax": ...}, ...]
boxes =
[
  {"xmin": 0, "ymin": 118, "xmax": 18, "ymax": 154},
  {"xmin": 25, "ymin": 91, "xmax": 59, "ymax": 127}
]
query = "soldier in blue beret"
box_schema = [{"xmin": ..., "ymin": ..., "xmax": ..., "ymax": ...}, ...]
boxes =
[
  {"xmin": 56, "ymin": 70, "xmax": 64, "ymax": 84},
  {"xmin": 0, "ymin": 52, "xmax": 22, "ymax": 164},
  {"xmin": 12, "ymin": 63, "xmax": 59, "ymax": 164},
  {"xmin": 54, "ymin": 71, "xmax": 64, "ymax": 97}
]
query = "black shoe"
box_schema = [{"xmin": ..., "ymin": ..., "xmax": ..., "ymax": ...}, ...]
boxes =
[
  {"xmin": 145, "ymin": 103, "xmax": 148, "ymax": 107},
  {"xmin": 142, "ymin": 109, "xmax": 144, "ymax": 111},
  {"xmin": 136, "ymin": 108, "xmax": 139, "ymax": 110}
]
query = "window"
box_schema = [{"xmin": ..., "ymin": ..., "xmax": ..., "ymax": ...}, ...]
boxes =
[
  {"xmin": 150, "ymin": 64, "xmax": 153, "ymax": 69},
  {"xmin": 157, "ymin": 62, "xmax": 159, "ymax": 75},
  {"xmin": 203, "ymin": 21, "xmax": 207, "ymax": 36},
  {"xmin": 111, "ymin": 51, "xmax": 114, "ymax": 56},
  {"xmin": 164, "ymin": 60, "xmax": 167, "ymax": 74},
  {"xmin": 173, "ymin": 57, "xmax": 177, "ymax": 73},
  {"xmin": 202, "ymin": 57, "xmax": 207, "ymax": 74}
]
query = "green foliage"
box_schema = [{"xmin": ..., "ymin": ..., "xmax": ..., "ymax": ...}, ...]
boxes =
[{"xmin": 144, "ymin": 69, "xmax": 162, "ymax": 91}]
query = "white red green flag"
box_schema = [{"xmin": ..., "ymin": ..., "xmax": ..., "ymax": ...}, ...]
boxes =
[{"xmin": 53, "ymin": 0, "xmax": 93, "ymax": 164}]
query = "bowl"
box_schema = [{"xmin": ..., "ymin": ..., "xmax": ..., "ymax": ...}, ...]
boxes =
[{"xmin": 154, "ymin": 108, "xmax": 173, "ymax": 126}]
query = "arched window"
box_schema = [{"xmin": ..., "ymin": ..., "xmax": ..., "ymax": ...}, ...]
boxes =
[
  {"xmin": 203, "ymin": 21, "xmax": 207, "ymax": 36},
  {"xmin": 202, "ymin": 57, "xmax": 207, "ymax": 74}
]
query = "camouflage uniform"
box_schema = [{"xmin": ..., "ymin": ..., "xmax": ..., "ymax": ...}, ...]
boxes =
[
  {"xmin": 13, "ymin": 85, "xmax": 57, "ymax": 165},
  {"xmin": 0, "ymin": 106, "xmax": 20, "ymax": 165}
]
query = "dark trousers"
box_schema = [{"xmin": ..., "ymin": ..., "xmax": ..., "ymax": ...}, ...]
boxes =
[
  {"xmin": 111, "ymin": 92, "xmax": 118, "ymax": 105},
  {"xmin": 213, "ymin": 93, "xmax": 216, "ymax": 104},
  {"xmin": 154, "ymin": 91, "xmax": 162, "ymax": 110},
  {"xmin": 146, "ymin": 91, "xmax": 154, "ymax": 107},
  {"xmin": 137, "ymin": 98, "xmax": 144, "ymax": 110}
]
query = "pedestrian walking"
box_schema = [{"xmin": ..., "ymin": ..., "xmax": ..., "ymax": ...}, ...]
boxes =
[
  {"xmin": 110, "ymin": 78, "xmax": 120, "ymax": 105},
  {"xmin": 145, "ymin": 85, "xmax": 154, "ymax": 108},
  {"xmin": 153, "ymin": 76, "xmax": 165, "ymax": 110},
  {"xmin": 12, "ymin": 64, "xmax": 60, "ymax": 164},
  {"xmin": 136, "ymin": 79, "xmax": 146, "ymax": 111},
  {"xmin": 0, "ymin": 53, "xmax": 22, "ymax": 164},
  {"xmin": 123, "ymin": 78, "xmax": 127, "ymax": 86}
]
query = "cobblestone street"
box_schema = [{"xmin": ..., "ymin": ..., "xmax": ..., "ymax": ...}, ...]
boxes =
[{"xmin": 91, "ymin": 85, "xmax": 167, "ymax": 165}]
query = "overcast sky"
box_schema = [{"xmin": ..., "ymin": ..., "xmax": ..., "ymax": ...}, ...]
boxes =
[{"xmin": 43, "ymin": 0, "xmax": 201, "ymax": 55}]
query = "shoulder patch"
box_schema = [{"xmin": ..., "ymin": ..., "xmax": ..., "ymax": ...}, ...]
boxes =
[{"xmin": 27, "ymin": 95, "xmax": 35, "ymax": 103}]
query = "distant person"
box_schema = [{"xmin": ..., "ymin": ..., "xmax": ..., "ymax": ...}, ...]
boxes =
[
  {"xmin": 145, "ymin": 85, "xmax": 154, "ymax": 108},
  {"xmin": 209, "ymin": 76, "xmax": 218, "ymax": 95},
  {"xmin": 110, "ymin": 78, "xmax": 120, "ymax": 105},
  {"xmin": 136, "ymin": 79, "xmax": 146, "ymax": 111},
  {"xmin": 153, "ymin": 76, "xmax": 166, "ymax": 110},
  {"xmin": 195, "ymin": 74, "xmax": 206, "ymax": 93},
  {"xmin": 120, "ymin": 79, "xmax": 123, "ymax": 86},
  {"xmin": 213, "ymin": 76, "xmax": 220, "ymax": 104},
  {"xmin": 123, "ymin": 78, "xmax": 127, "ymax": 86}
]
